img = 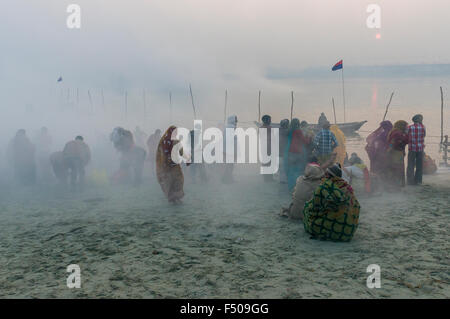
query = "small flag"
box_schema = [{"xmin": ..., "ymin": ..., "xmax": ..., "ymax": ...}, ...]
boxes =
[
  {"xmin": 332, "ymin": 60, "xmax": 343, "ymax": 71},
  {"xmin": 57, "ymin": 76, "xmax": 63, "ymax": 82}
]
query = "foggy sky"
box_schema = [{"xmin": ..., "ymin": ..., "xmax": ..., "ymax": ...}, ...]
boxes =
[
  {"xmin": 3, "ymin": 1, "xmax": 450, "ymax": 90},
  {"xmin": 1, "ymin": 0, "xmax": 450, "ymax": 137}
]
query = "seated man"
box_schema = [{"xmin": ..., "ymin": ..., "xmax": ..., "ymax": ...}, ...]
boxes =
[{"xmin": 302, "ymin": 163, "xmax": 360, "ymax": 242}]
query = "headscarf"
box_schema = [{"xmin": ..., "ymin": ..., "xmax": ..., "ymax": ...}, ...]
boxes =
[
  {"xmin": 326, "ymin": 163, "xmax": 343, "ymax": 178},
  {"xmin": 158, "ymin": 126, "xmax": 178, "ymax": 166},
  {"xmin": 303, "ymin": 163, "xmax": 324, "ymax": 180},
  {"xmin": 365, "ymin": 120, "xmax": 393, "ymax": 158},
  {"xmin": 388, "ymin": 120, "xmax": 408, "ymax": 140}
]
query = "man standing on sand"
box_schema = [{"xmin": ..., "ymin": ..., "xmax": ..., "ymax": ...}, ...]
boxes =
[
  {"xmin": 63, "ymin": 136, "xmax": 91, "ymax": 191},
  {"xmin": 312, "ymin": 121, "xmax": 338, "ymax": 165},
  {"xmin": 407, "ymin": 114, "xmax": 426, "ymax": 185}
]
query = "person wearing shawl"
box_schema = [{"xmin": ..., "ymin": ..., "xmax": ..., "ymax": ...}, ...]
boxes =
[
  {"xmin": 330, "ymin": 124, "xmax": 346, "ymax": 167},
  {"xmin": 280, "ymin": 154, "xmax": 336, "ymax": 220},
  {"xmin": 343, "ymin": 153, "xmax": 372, "ymax": 195},
  {"xmin": 303, "ymin": 163, "xmax": 360, "ymax": 242},
  {"xmin": 365, "ymin": 120, "xmax": 393, "ymax": 175},
  {"xmin": 7, "ymin": 129, "xmax": 37, "ymax": 185},
  {"xmin": 300, "ymin": 120, "xmax": 314, "ymax": 161},
  {"xmin": 386, "ymin": 120, "xmax": 409, "ymax": 188},
  {"xmin": 278, "ymin": 119, "xmax": 290, "ymax": 184},
  {"xmin": 156, "ymin": 126, "xmax": 189, "ymax": 203},
  {"xmin": 284, "ymin": 118, "xmax": 311, "ymax": 191}
]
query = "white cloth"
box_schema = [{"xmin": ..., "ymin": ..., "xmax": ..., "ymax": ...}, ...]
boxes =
[{"xmin": 344, "ymin": 165, "xmax": 364, "ymax": 179}]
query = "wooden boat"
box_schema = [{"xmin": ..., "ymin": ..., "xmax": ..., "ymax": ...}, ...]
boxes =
[
  {"xmin": 309, "ymin": 121, "xmax": 367, "ymax": 135},
  {"xmin": 254, "ymin": 120, "xmax": 367, "ymax": 135}
]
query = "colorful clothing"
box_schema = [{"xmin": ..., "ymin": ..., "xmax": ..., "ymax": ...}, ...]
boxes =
[
  {"xmin": 365, "ymin": 121, "xmax": 393, "ymax": 175},
  {"xmin": 288, "ymin": 163, "xmax": 324, "ymax": 219},
  {"xmin": 156, "ymin": 126, "xmax": 186, "ymax": 202},
  {"xmin": 407, "ymin": 123, "xmax": 426, "ymax": 152},
  {"xmin": 303, "ymin": 176, "xmax": 360, "ymax": 242},
  {"xmin": 330, "ymin": 125, "xmax": 346, "ymax": 167},
  {"xmin": 386, "ymin": 121, "xmax": 409, "ymax": 188},
  {"xmin": 313, "ymin": 129, "xmax": 338, "ymax": 155},
  {"xmin": 285, "ymin": 126, "xmax": 310, "ymax": 191}
]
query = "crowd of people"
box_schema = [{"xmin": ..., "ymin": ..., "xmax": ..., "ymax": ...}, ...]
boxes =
[
  {"xmin": 277, "ymin": 113, "xmax": 436, "ymax": 242},
  {"xmin": 3, "ymin": 112, "xmax": 437, "ymax": 242}
]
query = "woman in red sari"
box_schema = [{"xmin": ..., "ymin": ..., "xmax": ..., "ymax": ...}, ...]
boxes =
[
  {"xmin": 365, "ymin": 120, "xmax": 393, "ymax": 175},
  {"xmin": 156, "ymin": 126, "xmax": 189, "ymax": 204},
  {"xmin": 386, "ymin": 120, "xmax": 409, "ymax": 188}
]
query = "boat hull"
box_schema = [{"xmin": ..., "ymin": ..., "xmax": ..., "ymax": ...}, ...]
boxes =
[{"xmin": 254, "ymin": 120, "xmax": 367, "ymax": 135}]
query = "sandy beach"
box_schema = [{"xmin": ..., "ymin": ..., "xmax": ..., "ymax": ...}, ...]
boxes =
[{"xmin": 0, "ymin": 164, "xmax": 448, "ymax": 299}]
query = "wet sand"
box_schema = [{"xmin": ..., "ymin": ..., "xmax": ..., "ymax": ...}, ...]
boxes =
[{"xmin": 0, "ymin": 166, "xmax": 448, "ymax": 298}]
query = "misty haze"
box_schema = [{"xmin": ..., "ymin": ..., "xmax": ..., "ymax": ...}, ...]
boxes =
[{"xmin": 0, "ymin": 0, "xmax": 448, "ymax": 301}]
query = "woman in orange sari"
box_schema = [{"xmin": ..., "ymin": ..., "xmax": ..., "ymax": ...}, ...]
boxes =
[
  {"xmin": 386, "ymin": 120, "xmax": 409, "ymax": 188},
  {"xmin": 156, "ymin": 126, "xmax": 188, "ymax": 204}
]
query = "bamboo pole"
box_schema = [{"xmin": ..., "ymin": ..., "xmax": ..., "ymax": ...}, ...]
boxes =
[
  {"xmin": 341, "ymin": 67, "xmax": 346, "ymax": 122},
  {"xmin": 382, "ymin": 91, "xmax": 395, "ymax": 121},
  {"xmin": 332, "ymin": 97, "xmax": 337, "ymax": 124},
  {"xmin": 440, "ymin": 86, "xmax": 444, "ymax": 150},
  {"xmin": 189, "ymin": 84, "xmax": 197, "ymax": 119},
  {"xmin": 290, "ymin": 91, "xmax": 294, "ymax": 121}
]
